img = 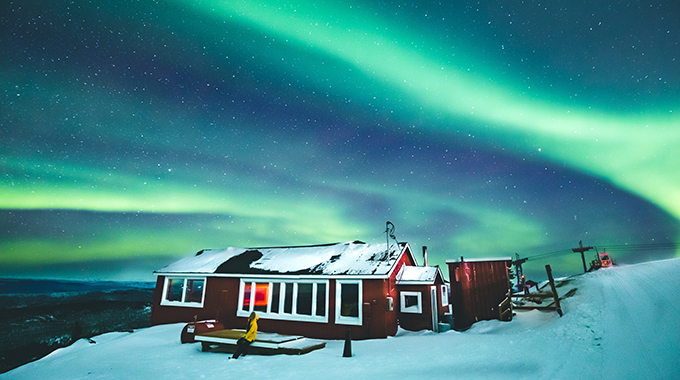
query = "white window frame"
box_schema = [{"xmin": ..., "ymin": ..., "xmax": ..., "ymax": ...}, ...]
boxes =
[
  {"xmin": 440, "ymin": 285, "xmax": 449, "ymax": 306},
  {"xmin": 160, "ymin": 276, "xmax": 206, "ymax": 308},
  {"xmin": 237, "ymin": 279, "xmax": 329, "ymax": 323},
  {"xmin": 400, "ymin": 291, "xmax": 422, "ymax": 314},
  {"xmin": 335, "ymin": 280, "xmax": 363, "ymax": 326}
]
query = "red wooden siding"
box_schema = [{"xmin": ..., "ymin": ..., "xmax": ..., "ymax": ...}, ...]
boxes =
[
  {"xmin": 150, "ymin": 277, "xmax": 240, "ymax": 326},
  {"xmin": 397, "ymin": 284, "xmax": 433, "ymax": 331},
  {"xmin": 150, "ymin": 276, "xmax": 400, "ymax": 340},
  {"xmin": 447, "ymin": 259, "xmax": 511, "ymax": 330}
]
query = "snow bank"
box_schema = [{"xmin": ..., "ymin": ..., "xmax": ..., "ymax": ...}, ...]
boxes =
[{"xmin": 4, "ymin": 259, "xmax": 679, "ymax": 380}]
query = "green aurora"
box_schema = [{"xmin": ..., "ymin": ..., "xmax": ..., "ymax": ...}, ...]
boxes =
[{"xmin": 1, "ymin": 0, "xmax": 679, "ymax": 280}]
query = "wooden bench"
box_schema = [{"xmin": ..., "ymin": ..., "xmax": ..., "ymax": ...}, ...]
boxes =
[{"xmin": 195, "ymin": 329, "xmax": 326, "ymax": 355}]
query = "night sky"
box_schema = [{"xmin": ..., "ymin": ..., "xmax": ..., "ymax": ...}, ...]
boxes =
[{"xmin": 2, "ymin": 0, "xmax": 679, "ymax": 281}]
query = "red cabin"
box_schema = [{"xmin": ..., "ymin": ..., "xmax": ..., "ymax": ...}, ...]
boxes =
[{"xmin": 151, "ymin": 241, "xmax": 445, "ymax": 340}]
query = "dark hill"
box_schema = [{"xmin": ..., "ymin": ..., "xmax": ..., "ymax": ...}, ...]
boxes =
[{"xmin": 0, "ymin": 279, "xmax": 154, "ymax": 373}]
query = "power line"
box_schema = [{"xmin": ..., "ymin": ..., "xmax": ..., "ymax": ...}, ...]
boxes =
[
  {"xmin": 595, "ymin": 243, "xmax": 680, "ymax": 252},
  {"xmin": 523, "ymin": 242, "xmax": 679, "ymax": 262}
]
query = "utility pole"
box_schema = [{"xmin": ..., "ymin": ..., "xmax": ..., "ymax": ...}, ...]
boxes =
[
  {"xmin": 571, "ymin": 240, "xmax": 594, "ymax": 273},
  {"xmin": 512, "ymin": 253, "xmax": 528, "ymax": 293}
]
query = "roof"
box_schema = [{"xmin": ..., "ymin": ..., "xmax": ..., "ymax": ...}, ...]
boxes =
[
  {"xmin": 446, "ymin": 257, "xmax": 513, "ymax": 264},
  {"xmin": 396, "ymin": 266, "xmax": 445, "ymax": 285},
  {"xmin": 155, "ymin": 241, "xmax": 412, "ymax": 277}
]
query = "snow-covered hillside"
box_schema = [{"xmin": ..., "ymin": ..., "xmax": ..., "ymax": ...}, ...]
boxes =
[{"xmin": 3, "ymin": 259, "xmax": 679, "ymax": 380}]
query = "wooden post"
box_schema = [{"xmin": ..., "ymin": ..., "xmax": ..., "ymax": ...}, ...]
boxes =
[
  {"xmin": 342, "ymin": 329, "xmax": 352, "ymax": 357},
  {"xmin": 545, "ymin": 265, "xmax": 563, "ymax": 317},
  {"xmin": 571, "ymin": 241, "xmax": 594, "ymax": 273}
]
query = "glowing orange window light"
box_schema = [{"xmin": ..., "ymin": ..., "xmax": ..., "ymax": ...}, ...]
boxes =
[
  {"xmin": 242, "ymin": 283, "xmax": 269, "ymax": 308},
  {"xmin": 254, "ymin": 283, "xmax": 269, "ymax": 306}
]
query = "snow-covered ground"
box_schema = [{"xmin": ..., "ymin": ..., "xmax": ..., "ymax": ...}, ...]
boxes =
[{"xmin": 3, "ymin": 259, "xmax": 679, "ymax": 380}]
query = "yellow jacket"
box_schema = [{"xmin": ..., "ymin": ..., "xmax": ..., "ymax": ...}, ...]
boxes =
[{"xmin": 244, "ymin": 313, "xmax": 258, "ymax": 342}]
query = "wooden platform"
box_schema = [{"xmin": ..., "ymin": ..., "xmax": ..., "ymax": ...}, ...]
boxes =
[{"xmin": 195, "ymin": 329, "xmax": 326, "ymax": 355}]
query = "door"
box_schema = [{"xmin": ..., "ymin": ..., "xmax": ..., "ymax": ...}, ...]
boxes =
[{"xmin": 430, "ymin": 286, "xmax": 439, "ymax": 332}]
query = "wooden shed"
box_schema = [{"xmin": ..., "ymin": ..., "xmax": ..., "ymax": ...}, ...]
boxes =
[
  {"xmin": 395, "ymin": 265, "xmax": 450, "ymax": 332},
  {"xmin": 446, "ymin": 257, "xmax": 512, "ymax": 331},
  {"xmin": 151, "ymin": 241, "xmax": 418, "ymax": 340}
]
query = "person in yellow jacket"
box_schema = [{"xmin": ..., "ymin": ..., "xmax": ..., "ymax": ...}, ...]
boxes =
[{"xmin": 232, "ymin": 312, "xmax": 258, "ymax": 359}]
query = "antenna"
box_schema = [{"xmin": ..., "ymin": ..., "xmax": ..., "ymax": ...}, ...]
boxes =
[{"xmin": 385, "ymin": 221, "xmax": 398, "ymax": 252}]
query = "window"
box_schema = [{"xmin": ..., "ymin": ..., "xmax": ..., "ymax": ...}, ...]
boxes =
[
  {"xmin": 238, "ymin": 279, "xmax": 328, "ymax": 323},
  {"xmin": 336, "ymin": 280, "xmax": 362, "ymax": 325},
  {"xmin": 283, "ymin": 283, "xmax": 294, "ymax": 314},
  {"xmin": 296, "ymin": 283, "xmax": 313, "ymax": 315},
  {"xmin": 400, "ymin": 291, "xmax": 422, "ymax": 314},
  {"xmin": 161, "ymin": 277, "xmax": 206, "ymax": 308},
  {"xmin": 241, "ymin": 282, "xmax": 273, "ymax": 313},
  {"xmin": 316, "ymin": 283, "xmax": 326, "ymax": 316},
  {"xmin": 440, "ymin": 285, "xmax": 449, "ymax": 307},
  {"xmin": 270, "ymin": 283, "xmax": 281, "ymax": 313}
]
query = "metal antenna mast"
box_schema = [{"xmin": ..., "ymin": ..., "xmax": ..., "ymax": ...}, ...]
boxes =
[{"xmin": 385, "ymin": 221, "xmax": 397, "ymax": 252}]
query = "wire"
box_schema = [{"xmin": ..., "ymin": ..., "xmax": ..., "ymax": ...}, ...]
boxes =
[
  {"xmin": 596, "ymin": 243, "xmax": 680, "ymax": 252},
  {"xmin": 521, "ymin": 242, "xmax": 679, "ymax": 262},
  {"xmin": 525, "ymin": 249, "xmax": 573, "ymax": 260}
]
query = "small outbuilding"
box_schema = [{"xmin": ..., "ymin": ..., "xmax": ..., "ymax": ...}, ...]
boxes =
[
  {"xmin": 395, "ymin": 265, "xmax": 450, "ymax": 332},
  {"xmin": 446, "ymin": 257, "xmax": 512, "ymax": 330},
  {"xmin": 151, "ymin": 241, "xmax": 442, "ymax": 340}
]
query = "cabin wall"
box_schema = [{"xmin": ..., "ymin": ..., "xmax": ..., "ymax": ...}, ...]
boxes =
[
  {"xmin": 363, "ymin": 278, "xmax": 398, "ymax": 339},
  {"xmin": 151, "ymin": 276, "xmax": 400, "ymax": 340},
  {"xmin": 396, "ymin": 284, "xmax": 433, "ymax": 331},
  {"xmin": 381, "ymin": 251, "xmax": 417, "ymax": 334},
  {"xmin": 396, "ymin": 277, "xmax": 449, "ymax": 332},
  {"xmin": 150, "ymin": 276, "xmax": 240, "ymax": 326},
  {"xmin": 448, "ymin": 260, "xmax": 510, "ymax": 330}
]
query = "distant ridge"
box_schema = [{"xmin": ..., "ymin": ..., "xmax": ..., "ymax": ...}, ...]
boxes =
[{"xmin": 0, "ymin": 278, "xmax": 155, "ymax": 295}]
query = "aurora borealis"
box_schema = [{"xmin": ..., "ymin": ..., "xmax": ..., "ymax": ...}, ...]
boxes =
[{"xmin": 2, "ymin": 0, "xmax": 679, "ymax": 281}]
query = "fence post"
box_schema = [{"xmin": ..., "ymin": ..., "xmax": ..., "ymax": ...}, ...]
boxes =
[{"xmin": 545, "ymin": 265, "xmax": 563, "ymax": 317}]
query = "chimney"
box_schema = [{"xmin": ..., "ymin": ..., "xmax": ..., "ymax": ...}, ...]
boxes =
[{"xmin": 422, "ymin": 246, "xmax": 428, "ymax": 267}]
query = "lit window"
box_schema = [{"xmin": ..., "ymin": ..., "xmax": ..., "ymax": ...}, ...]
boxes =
[
  {"xmin": 400, "ymin": 291, "xmax": 422, "ymax": 314},
  {"xmin": 241, "ymin": 282, "xmax": 251, "ymax": 312},
  {"xmin": 238, "ymin": 279, "xmax": 328, "ymax": 323},
  {"xmin": 161, "ymin": 277, "xmax": 206, "ymax": 308},
  {"xmin": 254, "ymin": 283, "xmax": 270, "ymax": 313},
  {"xmin": 240, "ymin": 282, "xmax": 270, "ymax": 312},
  {"xmin": 336, "ymin": 280, "xmax": 362, "ymax": 325}
]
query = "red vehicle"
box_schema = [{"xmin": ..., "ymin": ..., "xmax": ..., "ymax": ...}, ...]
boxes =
[
  {"xmin": 589, "ymin": 251, "xmax": 613, "ymax": 271},
  {"xmin": 598, "ymin": 252, "xmax": 612, "ymax": 268}
]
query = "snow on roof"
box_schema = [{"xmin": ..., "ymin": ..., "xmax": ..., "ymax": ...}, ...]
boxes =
[
  {"xmin": 446, "ymin": 257, "xmax": 512, "ymax": 263},
  {"xmin": 396, "ymin": 266, "xmax": 441, "ymax": 284},
  {"xmin": 155, "ymin": 241, "xmax": 408, "ymax": 277},
  {"xmin": 156, "ymin": 247, "xmax": 245, "ymax": 274}
]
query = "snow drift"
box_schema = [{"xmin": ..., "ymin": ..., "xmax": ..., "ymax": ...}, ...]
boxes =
[{"xmin": 3, "ymin": 259, "xmax": 679, "ymax": 380}]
